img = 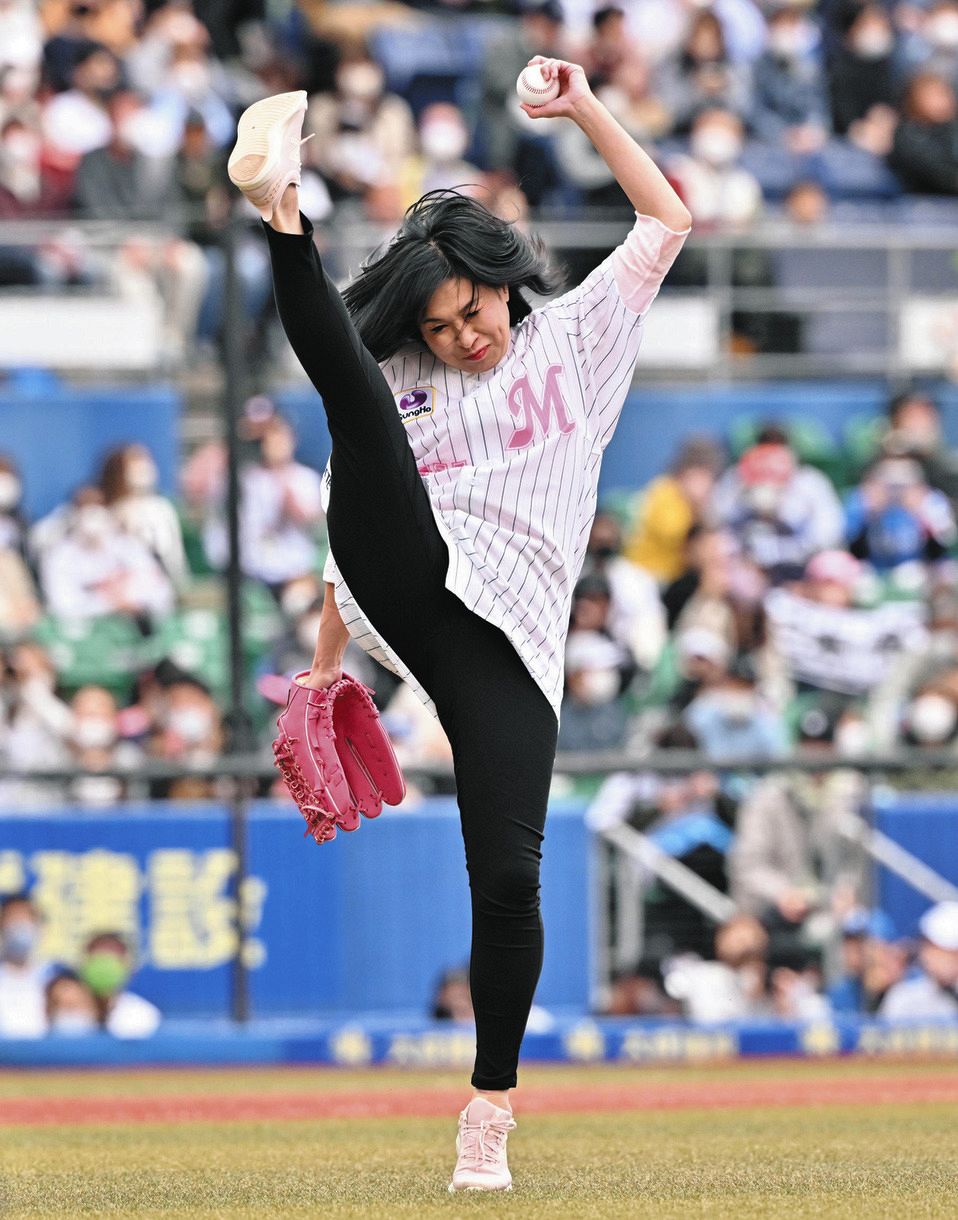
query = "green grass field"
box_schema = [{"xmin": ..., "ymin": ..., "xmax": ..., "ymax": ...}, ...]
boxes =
[{"xmin": 2, "ymin": 1061, "xmax": 957, "ymax": 1219}]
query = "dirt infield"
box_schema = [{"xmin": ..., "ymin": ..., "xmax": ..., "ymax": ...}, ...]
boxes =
[{"xmin": 4, "ymin": 1064, "xmax": 958, "ymax": 1128}]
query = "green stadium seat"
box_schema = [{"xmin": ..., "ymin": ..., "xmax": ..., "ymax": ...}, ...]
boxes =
[{"xmin": 32, "ymin": 614, "xmax": 146, "ymax": 700}]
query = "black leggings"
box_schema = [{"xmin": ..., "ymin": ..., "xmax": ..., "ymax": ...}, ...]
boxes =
[{"xmin": 265, "ymin": 222, "xmax": 559, "ymax": 1091}]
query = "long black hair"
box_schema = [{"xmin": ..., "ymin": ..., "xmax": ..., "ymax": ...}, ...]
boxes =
[{"xmin": 341, "ymin": 190, "xmax": 562, "ymax": 362}]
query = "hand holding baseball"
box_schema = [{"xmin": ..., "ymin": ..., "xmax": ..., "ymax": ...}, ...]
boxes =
[{"xmin": 516, "ymin": 57, "xmax": 592, "ymax": 120}]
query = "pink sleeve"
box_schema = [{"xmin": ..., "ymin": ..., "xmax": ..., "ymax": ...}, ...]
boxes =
[{"xmin": 610, "ymin": 212, "xmax": 691, "ymax": 315}]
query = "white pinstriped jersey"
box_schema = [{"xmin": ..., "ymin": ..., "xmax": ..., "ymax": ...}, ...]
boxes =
[{"xmin": 323, "ymin": 211, "xmax": 689, "ymax": 716}]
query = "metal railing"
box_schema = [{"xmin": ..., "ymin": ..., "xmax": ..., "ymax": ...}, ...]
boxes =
[{"xmin": 1, "ymin": 213, "xmax": 957, "ymax": 381}]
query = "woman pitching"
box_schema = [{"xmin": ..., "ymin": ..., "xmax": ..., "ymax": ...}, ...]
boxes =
[{"xmin": 228, "ymin": 58, "xmax": 690, "ymax": 1192}]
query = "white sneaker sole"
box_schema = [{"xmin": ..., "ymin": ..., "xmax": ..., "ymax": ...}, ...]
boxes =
[
  {"xmin": 448, "ymin": 1183, "xmax": 513, "ymax": 1193},
  {"xmin": 227, "ymin": 90, "xmax": 308, "ymax": 220}
]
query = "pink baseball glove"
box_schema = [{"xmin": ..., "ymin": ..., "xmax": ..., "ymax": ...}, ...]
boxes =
[{"xmin": 260, "ymin": 672, "xmax": 406, "ymax": 844}]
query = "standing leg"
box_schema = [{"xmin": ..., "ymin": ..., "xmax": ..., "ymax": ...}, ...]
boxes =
[{"xmin": 428, "ymin": 597, "xmax": 559, "ymax": 1092}]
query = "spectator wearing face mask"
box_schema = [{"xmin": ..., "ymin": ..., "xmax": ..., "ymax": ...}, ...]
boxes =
[
  {"xmin": 559, "ymin": 587, "xmax": 636, "ymax": 751},
  {"xmin": 78, "ymin": 931, "xmax": 160, "ymax": 1038},
  {"xmin": 880, "ymin": 901, "xmax": 958, "ymax": 1020},
  {"xmin": 44, "ymin": 969, "xmax": 100, "ymax": 1037},
  {"xmin": 400, "ymin": 103, "xmax": 482, "ymax": 211},
  {"xmin": 307, "ymin": 55, "xmax": 416, "ymax": 207},
  {"xmin": 40, "ymin": 486, "xmax": 175, "ymax": 624},
  {"xmin": 845, "ymin": 457, "xmax": 956, "ymax": 575},
  {"xmin": 656, "ymin": 10, "xmax": 753, "ymax": 135},
  {"xmin": 584, "ymin": 512, "xmax": 666, "ymax": 672},
  {"xmin": 99, "ymin": 443, "xmax": 187, "ymax": 590},
  {"xmin": 626, "ymin": 437, "xmax": 726, "ymax": 584},
  {"xmin": 667, "ymin": 107, "xmax": 762, "ymax": 229},
  {"xmin": 868, "ymin": 582, "xmax": 958, "ymax": 751},
  {"xmin": 67, "ymin": 684, "xmax": 142, "ymax": 805},
  {"xmin": 712, "ymin": 426, "xmax": 844, "ymax": 584},
  {"xmin": 0, "ymin": 115, "xmax": 71, "ymax": 220},
  {"xmin": 829, "ymin": 4, "xmax": 899, "ymax": 153},
  {"xmin": 751, "ymin": 4, "xmax": 830, "ymax": 152},
  {"xmin": 0, "ymin": 893, "xmax": 50, "ymax": 1037},
  {"xmin": 148, "ymin": 673, "xmax": 223, "ymax": 796},
  {"xmin": 888, "ymin": 71, "xmax": 958, "ymax": 195},
  {"xmin": 880, "ymin": 390, "xmax": 958, "ymax": 509},
  {"xmin": 684, "ymin": 664, "xmax": 787, "ymax": 762}
]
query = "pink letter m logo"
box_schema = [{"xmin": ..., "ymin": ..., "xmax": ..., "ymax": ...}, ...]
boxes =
[{"xmin": 505, "ymin": 364, "xmax": 575, "ymax": 450}]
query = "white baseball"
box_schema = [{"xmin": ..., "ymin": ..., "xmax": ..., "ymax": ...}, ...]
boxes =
[{"xmin": 516, "ymin": 64, "xmax": 560, "ymax": 107}]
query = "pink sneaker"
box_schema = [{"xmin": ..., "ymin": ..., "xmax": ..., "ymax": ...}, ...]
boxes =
[
  {"xmin": 227, "ymin": 90, "xmax": 311, "ymax": 221},
  {"xmin": 448, "ymin": 1098, "xmax": 516, "ymax": 1193}
]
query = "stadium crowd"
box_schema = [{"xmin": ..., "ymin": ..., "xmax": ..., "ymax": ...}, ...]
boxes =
[
  {"xmin": 2, "ymin": 0, "xmax": 958, "ymax": 1030},
  {"xmin": 0, "ymin": 0, "xmax": 957, "ymax": 358}
]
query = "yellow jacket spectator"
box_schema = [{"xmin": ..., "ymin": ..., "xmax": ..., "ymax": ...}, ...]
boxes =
[{"xmin": 625, "ymin": 437, "xmax": 724, "ymax": 582}]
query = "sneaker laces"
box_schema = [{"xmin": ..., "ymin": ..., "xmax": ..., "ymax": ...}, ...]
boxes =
[{"xmin": 458, "ymin": 1111, "xmax": 516, "ymax": 1168}]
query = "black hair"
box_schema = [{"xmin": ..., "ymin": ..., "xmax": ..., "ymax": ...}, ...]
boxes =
[
  {"xmin": 887, "ymin": 386, "xmax": 937, "ymax": 422},
  {"xmin": 341, "ymin": 190, "xmax": 562, "ymax": 362}
]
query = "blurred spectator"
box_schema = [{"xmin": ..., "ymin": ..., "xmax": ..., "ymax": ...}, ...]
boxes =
[
  {"xmin": 581, "ymin": 5, "xmax": 637, "ymax": 89},
  {"xmin": 67, "ymin": 684, "xmax": 142, "ymax": 803},
  {"xmin": 769, "ymin": 953, "xmax": 831, "ymax": 1021},
  {"xmin": 39, "ymin": 486, "xmax": 175, "ymax": 624},
  {"xmin": 480, "ymin": 0, "xmax": 568, "ymax": 186},
  {"xmin": 751, "ymin": 3, "xmax": 829, "ymax": 151},
  {"xmin": 0, "ymin": 0, "xmax": 41, "ymax": 77},
  {"xmin": 431, "ymin": 966, "xmax": 473, "ymax": 1021},
  {"xmin": 783, "ymin": 178, "xmax": 830, "ymax": 226},
  {"xmin": 868, "ymin": 581, "xmax": 958, "ymax": 751},
  {"xmin": 729, "ymin": 764, "xmax": 867, "ymax": 933},
  {"xmin": 827, "ymin": 908, "xmax": 907, "ymax": 1014},
  {"xmin": 0, "ymin": 641, "xmax": 72, "ymax": 777},
  {"xmin": 626, "ymin": 436, "xmax": 725, "ymax": 583},
  {"xmin": 765, "ymin": 549, "xmax": 927, "ymax": 699},
  {"xmin": 0, "ymin": 115, "xmax": 71, "ymax": 220},
  {"xmin": 712, "ymin": 426, "xmax": 844, "ymax": 583},
  {"xmin": 596, "ymin": 55, "xmax": 673, "ymax": 146},
  {"xmin": 901, "ymin": 0, "xmax": 958, "ymax": 83},
  {"xmin": 845, "ymin": 456, "xmax": 956, "ymax": 575},
  {"xmin": 881, "ymin": 389, "xmax": 958, "ymax": 509},
  {"xmin": 400, "ymin": 103, "xmax": 482, "ymax": 211},
  {"xmin": 307, "ymin": 54, "xmax": 415, "ymax": 209},
  {"xmin": 79, "ymin": 931, "xmax": 160, "ymax": 1037},
  {"xmin": 0, "ymin": 893, "xmax": 48, "ymax": 1037},
  {"xmin": 42, "ymin": 43, "xmax": 122, "ymax": 165},
  {"xmin": 888, "ymin": 71, "xmax": 958, "ymax": 195},
  {"xmin": 224, "ymin": 417, "xmax": 323, "ymax": 592},
  {"xmin": 584, "ymin": 511, "xmax": 666, "ymax": 671},
  {"xmin": 99, "ymin": 443, "xmax": 187, "ymax": 590},
  {"xmin": 656, "ymin": 10, "xmax": 752, "ymax": 134},
  {"xmin": 663, "ymin": 914, "xmax": 771, "ymax": 1021},
  {"xmin": 667, "ymin": 108, "xmax": 762, "ymax": 228},
  {"xmin": 45, "ymin": 969, "xmax": 99, "ymax": 1036},
  {"xmin": 0, "ymin": 452, "xmax": 27, "ymax": 555},
  {"xmin": 684, "ymin": 663, "xmax": 787, "ymax": 761},
  {"xmin": 72, "ymin": 90, "xmax": 172, "ymax": 218},
  {"xmin": 147, "ymin": 672, "xmax": 223, "ymax": 795},
  {"xmin": 559, "ymin": 602, "xmax": 636, "ymax": 751},
  {"xmin": 880, "ymin": 901, "xmax": 958, "ymax": 1019},
  {"xmin": 0, "ymin": 452, "xmax": 40, "ymax": 637},
  {"xmin": 828, "ymin": 4, "xmax": 898, "ymax": 147}
]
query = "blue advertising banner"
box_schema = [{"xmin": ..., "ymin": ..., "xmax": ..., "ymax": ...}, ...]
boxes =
[{"xmin": 0, "ymin": 796, "xmax": 592, "ymax": 1019}]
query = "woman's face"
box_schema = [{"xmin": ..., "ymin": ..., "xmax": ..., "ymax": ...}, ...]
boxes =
[{"xmin": 420, "ymin": 278, "xmax": 511, "ymax": 374}]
